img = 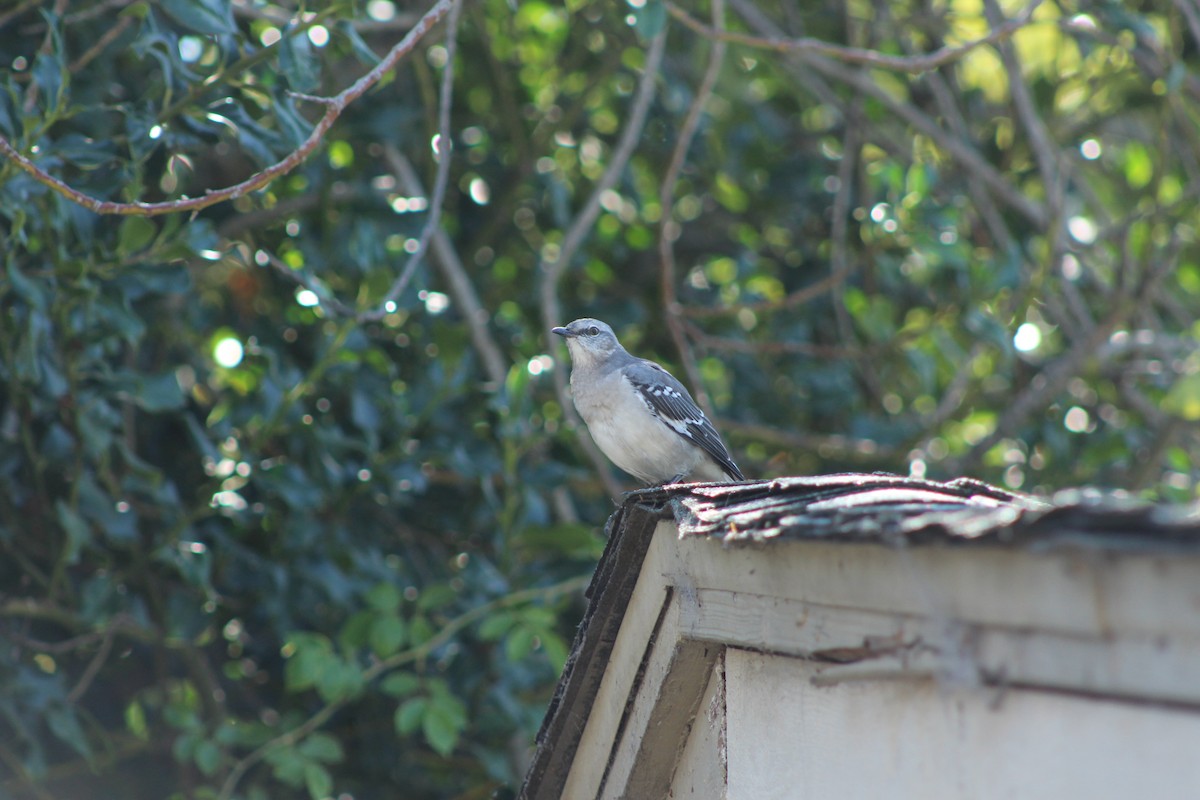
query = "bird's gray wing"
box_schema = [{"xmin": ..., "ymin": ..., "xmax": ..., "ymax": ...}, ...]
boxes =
[{"xmin": 623, "ymin": 360, "xmax": 745, "ymax": 481}]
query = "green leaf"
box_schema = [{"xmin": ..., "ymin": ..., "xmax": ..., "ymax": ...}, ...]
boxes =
[
  {"xmin": 14, "ymin": 318, "xmax": 43, "ymax": 383},
  {"xmin": 500, "ymin": 363, "xmax": 531, "ymax": 419},
  {"xmin": 422, "ymin": 690, "xmax": 466, "ymax": 758},
  {"xmin": 284, "ymin": 633, "xmax": 334, "ymax": 692},
  {"xmin": 304, "ymin": 762, "xmax": 333, "ymax": 800},
  {"xmin": 477, "ymin": 611, "xmax": 515, "ymax": 641},
  {"xmin": 194, "ymin": 738, "xmax": 221, "ymax": 776},
  {"xmin": 368, "ymin": 613, "xmax": 407, "ymax": 658},
  {"xmin": 365, "ymin": 582, "xmax": 401, "ymax": 613},
  {"xmin": 394, "ymin": 697, "xmax": 427, "ymax": 735},
  {"xmin": 1164, "ymin": 374, "xmax": 1200, "ymax": 420},
  {"xmin": 380, "ymin": 671, "xmax": 421, "ymax": 698},
  {"xmin": 55, "ymin": 500, "xmax": 90, "ymax": 564},
  {"xmin": 504, "ymin": 624, "xmax": 538, "ymax": 662},
  {"xmin": 280, "ymin": 27, "xmax": 320, "ymax": 93},
  {"xmin": 1123, "ymin": 141, "xmax": 1154, "ymax": 190},
  {"xmin": 122, "ymin": 370, "xmax": 184, "ymax": 412},
  {"xmin": 338, "ymin": 610, "xmax": 374, "ymax": 651},
  {"xmin": 46, "ymin": 705, "xmax": 90, "ymax": 759},
  {"xmin": 408, "ymin": 615, "xmax": 434, "ymax": 646},
  {"xmin": 541, "ymin": 630, "xmax": 570, "ymax": 672},
  {"xmin": 714, "ymin": 172, "xmax": 749, "ymax": 213},
  {"xmin": 30, "ymin": 30, "xmax": 66, "ymax": 112},
  {"xmin": 298, "ymin": 732, "xmax": 343, "ymax": 764},
  {"xmin": 54, "ymin": 133, "xmax": 118, "ymax": 169},
  {"xmin": 6, "ymin": 261, "xmax": 47, "ymax": 312},
  {"xmin": 158, "ymin": 0, "xmax": 234, "ymax": 34},
  {"xmin": 315, "ymin": 659, "xmax": 365, "ymax": 703},
  {"xmin": 173, "ymin": 730, "xmax": 197, "ymax": 762},
  {"xmin": 350, "ymin": 390, "xmax": 380, "ymax": 433},
  {"xmin": 125, "ymin": 699, "xmax": 149, "ymax": 741},
  {"xmin": 267, "ymin": 746, "xmax": 308, "ymax": 787},
  {"xmin": 519, "ymin": 607, "xmax": 556, "ymax": 628},
  {"xmin": 336, "ymin": 20, "xmax": 382, "ymax": 66},
  {"xmin": 76, "ymin": 470, "xmax": 137, "ymax": 542},
  {"xmin": 416, "ymin": 583, "xmax": 456, "ymax": 611},
  {"xmin": 39, "ymin": 358, "xmax": 68, "ymax": 399},
  {"xmin": 633, "ymin": 0, "xmax": 666, "ymax": 40},
  {"xmin": 118, "ymin": 217, "xmax": 157, "ymax": 255}
]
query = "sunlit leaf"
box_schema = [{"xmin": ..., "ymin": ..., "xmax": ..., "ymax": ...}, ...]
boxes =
[{"xmin": 1164, "ymin": 375, "xmax": 1200, "ymax": 420}]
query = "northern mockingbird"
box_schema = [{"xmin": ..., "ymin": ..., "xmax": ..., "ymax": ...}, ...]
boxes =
[{"xmin": 552, "ymin": 318, "xmax": 745, "ymax": 485}]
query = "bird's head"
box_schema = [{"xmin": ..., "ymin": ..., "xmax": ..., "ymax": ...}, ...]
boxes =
[{"xmin": 552, "ymin": 318, "xmax": 622, "ymax": 365}]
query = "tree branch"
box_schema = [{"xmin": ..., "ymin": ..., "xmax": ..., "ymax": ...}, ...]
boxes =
[
  {"xmin": 386, "ymin": 148, "xmax": 510, "ymax": 387},
  {"xmin": 363, "ymin": 0, "xmax": 462, "ymax": 321},
  {"xmin": 660, "ymin": 0, "xmax": 728, "ymax": 418},
  {"xmin": 0, "ymin": 0, "xmax": 456, "ymax": 217},
  {"xmin": 666, "ymin": 0, "xmax": 1043, "ymax": 74},
  {"xmin": 723, "ymin": 0, "xmax": 1046, "ymax": 226},
  {"xmin": 539, "ymin": 29, "xmax": 667, "ymax": 498}
]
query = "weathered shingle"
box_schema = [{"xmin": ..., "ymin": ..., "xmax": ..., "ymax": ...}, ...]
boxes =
[{"xmin": 625, "ymin": 473, "xmax": 1200, "ymax": 551}]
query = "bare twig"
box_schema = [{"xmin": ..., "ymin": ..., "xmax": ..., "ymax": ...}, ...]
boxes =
[
  {"xmin": 807, "ymin": 53, "xmax": 1046, "ymax": 225},
  {"xmin": 539, "ymin": 29, "xmax": 667, "ymax": 498},
  {"xmin": 828, "ymin": 109, "xmax": 880, "ymax": 398},
  {"xmin": 0, "ymin": 0, "xmax": 456, "ymax": 217},
  {"xmin": 684, "ymin": 321, "xmax": 858, "ymax": 358},
  {"xmin": 0, "ymin": 0, "xmax": 40, "ymax": 30},
  {"xmin": 1174, "ymin": 0, "xmax": 1200, "ymax": 52},
  {"xmin": 262, "ymin": 251, "xmax": 357, "ymax": 317},
  {"xmin": 983, "ymin": 0, "xmax": 1065, "ymax": 252},
  {"xmin": 719, "ymin": 418, "xmax": 891, "ymax": 461},
  {"xmin": 66, "ymin": 620, "xmax": 118, "ymax": 703},
  {"xmin": 21, "ymin": 0, "xmax": 68, "ymax": 114},
  {"xmin": 723, "ymin": 0, "xmax": 1045, "ymax": 226},
  {"xmin": 231, "ymin": 3, "xmax": 419, "ymax": 31},
  {"xmin": 955, "ymin": 236, "xmax": 1183, "ymax": 470},
  {"xmin": 660, "ymin": 0, "xmax": 728, "ymax": 418},
  {"xmin": 683, "ymin": 265, "xmax": 859, "ymax": 319},
  {"xmin": 921, "ymin": 342, "xmax": 985, "ymax": 432},
  {"xmin": 386, "ymin": 147, "xmax": 509, "ymax": 387},
  {"xmin": 364, "ymin": 0, "xmax": 462, "ymax": 321},
  {"xmin": 922, "ymin": 68, "xmax": 1016, "ymax": 255},
  {"xmin": 67, "ymin": 13, "xmax": 133, "ymax": 74},
  {"xmin": 666, "ymin": 0, "xmax": 1044, "ymax": 74}
]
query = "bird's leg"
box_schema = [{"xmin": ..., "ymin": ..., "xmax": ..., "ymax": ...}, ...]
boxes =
[
  {"xmin": 620, "ymin": 483, "xmax": 675, "ymax": 505},
  {"xmin": 620, "ymin": 486, "xmax": 655, "ymax": 503}
]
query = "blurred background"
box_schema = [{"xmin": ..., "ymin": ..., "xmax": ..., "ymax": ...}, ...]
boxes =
[{"xmin": 2, "ymin": 0, "xmax": 1198, "ymax": 796}]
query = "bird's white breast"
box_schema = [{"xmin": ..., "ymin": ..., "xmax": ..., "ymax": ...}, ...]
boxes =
[{"xmin": 571, "ymin": 369, "xmax": 708, "ymax": 484}]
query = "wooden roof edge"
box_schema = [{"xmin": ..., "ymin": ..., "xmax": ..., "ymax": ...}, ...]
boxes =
[{"xmin": 518, "ymin": 500, "xmax": 664, "ymax": 800}]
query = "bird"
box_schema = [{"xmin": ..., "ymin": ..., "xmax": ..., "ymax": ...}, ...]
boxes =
[{"xmin": 551, "ymin": 318, "xmax": 745, "ymax": 485}]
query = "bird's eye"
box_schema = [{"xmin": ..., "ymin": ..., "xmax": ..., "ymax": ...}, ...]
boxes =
[{"xmin": 587, "ymin": 326, "xmax": 600, "ymax": 336}]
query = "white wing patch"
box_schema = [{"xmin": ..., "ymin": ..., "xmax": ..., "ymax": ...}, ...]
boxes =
[
  {"xmin": 625, "ymin": 362, "xmax": 745, "ymax": 481},
  {"xmin": 640, "ymin": 383, "xmax": 706, "ymax": 436}
]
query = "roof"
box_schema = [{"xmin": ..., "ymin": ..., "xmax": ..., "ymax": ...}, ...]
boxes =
[
  {"xmin": 656, "ymin": 473, "xmax": 1200, "ymax": 550},
  {"xmin": 518, "ymin": 473, "xmax": 1200, "ymax": 799}
]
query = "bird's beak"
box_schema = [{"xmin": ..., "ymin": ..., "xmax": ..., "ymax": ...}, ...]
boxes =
[{"xmin": 551, "ymin": 326, "xmax": 574, "ymax": 338}]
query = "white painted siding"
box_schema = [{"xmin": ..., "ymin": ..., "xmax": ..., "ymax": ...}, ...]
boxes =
[
  {"xmin": 670, "ymin": 653, "xmax": 727, "ymax": 798},
  {"xmin": 726, "ymin": 648, "xmax": 1200, "ymax": 800}
]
